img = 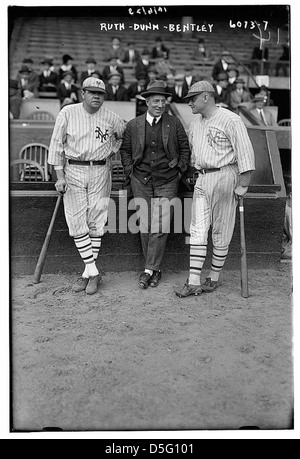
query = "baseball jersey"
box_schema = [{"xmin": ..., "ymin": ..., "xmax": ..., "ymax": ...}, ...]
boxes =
[
  {"xmin": 48, "ymin": 103, "xmax": 126, "ymax": 166},
  {"xmin": 188, "ymin": 107, "xmax": 255, "ymax": 173}
]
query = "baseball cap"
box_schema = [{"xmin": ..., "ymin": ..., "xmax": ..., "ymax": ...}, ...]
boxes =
[
  {"xmin": 183, "ymin": 80, "xmax": 216, "ymax": 99},
  {"xmin": 82, "ymin": 77, "xmax": 106, "ymax": 93}
]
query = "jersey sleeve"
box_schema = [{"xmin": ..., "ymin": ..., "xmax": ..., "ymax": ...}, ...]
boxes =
[
  {"xmin": 230, "ymin": 119, "xmax": 256, "ymax": 174},
  {"xmin": 48, "ymin": 110, "xmax": 68, "ymax": 166}
]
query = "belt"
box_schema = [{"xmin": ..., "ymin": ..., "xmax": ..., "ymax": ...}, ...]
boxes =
[
  {"xmin": 198, "ymin": 167, "xmax": 220, "ymax": 175},
  {"xmin": 68, "ymin": 159, "xmax": 106, "ymax": 166}
]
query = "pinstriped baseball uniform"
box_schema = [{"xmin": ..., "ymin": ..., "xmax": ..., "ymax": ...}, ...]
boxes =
[
  {"xmin": 48, "ymin": 102, "xmax": 126, "ymax": 237},
  {"xmin": 188, "ymin": 107, "xmax": 255, "ymax": 246}
]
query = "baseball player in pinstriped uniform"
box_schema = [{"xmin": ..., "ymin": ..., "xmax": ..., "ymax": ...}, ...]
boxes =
[
  {"xmin": 48, "ymin": 77, "xmax": 126, "ymax": 295},
  {"xmin": 175, "ymin": 80, "xmax": 255, "ymax": 297}
]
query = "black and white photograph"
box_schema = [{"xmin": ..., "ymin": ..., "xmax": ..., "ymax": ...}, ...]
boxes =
[{"xmin": 4, "ymin": 0, "xmax": 297, "ymax": 439}]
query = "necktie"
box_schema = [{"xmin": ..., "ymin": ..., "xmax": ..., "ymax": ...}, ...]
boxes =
[
  {"xmin": 152, "ymin": 117, "xmax": 157, "ymax": 126},
  {"xmin": 260, "ymin": 109, "xmax": 268, "ymax": 125}
]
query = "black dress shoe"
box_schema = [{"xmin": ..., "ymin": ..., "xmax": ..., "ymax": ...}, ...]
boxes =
[
  {"xmin": 139, "ymin": 272, "xmax": 152, "ymax": 289},
  {"xmin": 150, "ymin": 270, "xmax": 162, "ymax": 287}
]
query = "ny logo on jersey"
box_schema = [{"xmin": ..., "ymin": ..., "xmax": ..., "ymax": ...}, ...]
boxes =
[
  {"xmin": 207, "ymin": 128, "xmax": 227, "ymax": 150},
  {"xmin": 95, "ymin": 127, "xmax": 109, "ymax": 142}
]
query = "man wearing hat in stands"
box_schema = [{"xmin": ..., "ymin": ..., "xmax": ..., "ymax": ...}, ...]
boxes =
[
  {"xmin": 175, "ymin": 80, "xmax": 255, "ymax": 297},
  {"xmin": 228, "ymin": 77, "xmax": 253, "ymax": 113},
  {"xmin": 212, "ymin": 50, "xmax": 232, "ymax": 81},
  {"xmin": 57, "ymin": 70, "xmax": 79, "ymax": 107},
  {"xmin": 182, "ymin": 64, "xmax": 198, "ymax": 99},
  {"xmin": 80, "ymin": 57, "xmax": 102, "ymax": 85},
  {"xmin": 120, "ymin": 80, "xmax": 191, "ymax": 289},
  {"xmin": 250, "ymin": 93, "xmax": 277, "ymax": 126},
  {"xmin": 168, "ymin": 73, "xmax": 186, "ymax": 103},
  {"xmin": 38, "ymin": 58, "xmax": 58, "ymax": 93},
  {"xmin": 48, "ymin": 77, "xmax": 126, "ymax": 295},
  {"xmin": 17, "ymin": 64, "xmax": 39, "ymax": 99},
  {"xmin": 104, "ymin": 72, "xmax": 129, "ymax": 101},
  {"xmin": 102, "ymin": 57, "xmax": 125, "ymax": 85},
  {"xmin": 127, "ymin": 73, "xmax": 148, "ymax": 115},
  {"xmin": 59, "ymin": 54, "xmax": 78, "ymax": 83},
  {"xmin": 213, "ymin": 72, "xmax": 231, "ymax": 108}
]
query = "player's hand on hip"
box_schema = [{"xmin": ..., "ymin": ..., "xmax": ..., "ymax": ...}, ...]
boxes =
[
  {"xmin": 55, "ymin": 178, "xmax": 67, "ymax": 195},
  {"xmin": 234, "ymin": 185, "xmax": 248, "ymax": 198}
]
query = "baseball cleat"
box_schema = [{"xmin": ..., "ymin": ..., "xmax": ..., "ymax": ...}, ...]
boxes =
[
  {"xmin": 139, "ymin": 272, "xmax": 152, "ymax": 289},
  {"xmin": 72, "ymin": 276, "xmax": 89, "ymax": 292},
  {"xmin": 85, "ymin": 274, "xmax": 101, "ymax": 295},
  {"xmin": 174, "ymin": 280, "xmax": 202, "ymax": 298},
  {"xmin": 150, "ymin": 270, "xmax": 162, "ymax": 287},
  {"xmin": 201, "ymin": 277, "xmax": 219, "ymax": 292}
]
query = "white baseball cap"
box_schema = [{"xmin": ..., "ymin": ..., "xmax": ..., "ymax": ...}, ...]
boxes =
[{"xmin": 82, "ymin": 77, "xmax": 106, "ymax": 93}]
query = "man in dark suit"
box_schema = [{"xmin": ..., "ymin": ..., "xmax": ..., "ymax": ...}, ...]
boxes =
[
  {"xmin": 122, "ymin": 41, "xmax": 141, "ymax": 64},
  {"xmin": 57, "ymin": 70, "xmax": 79, "ymax": 107},
  {"xmin": 250, "ymin": 46, "xmax": 269, "ymax": 75},
  {"xmin": 80, "ymin": 57, "xmax": 102, "ymax": 85},
  {"xmin": 102, "ymin": 57, "xmax": 125, "ymax": 85},
  {"xmin": 182, "ymin": 64, "xmax": 198, "ymax": 99},
  {"xmin": 212, "ymin": 50, "xmax": 231, "ymax": 81},
  {"xmin": 120, "ymin": 80, "xmax": 191, "ymax": 289},
  {"xmin": 104, "ymin": 72, "xmax": 129, "ymax": 101},
  {"xmin": 127, "ymin": 72, "xmax": 148, "ymax": 115},
  {"xmin": 38, "ymin": 58, "xmax": 58, "ymax": 93},
  {"xmin": 135, "ymin": 48, "xmax": 152, "ymax": 81}
]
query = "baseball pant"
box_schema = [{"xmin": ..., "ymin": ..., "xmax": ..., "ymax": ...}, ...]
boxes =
[
  {"xmin": 63, "ymin": 162, "xmax": 112, "ymax": 238},
  {"xmin": 189, "ymin": 165, "xmax": 238, "ymax": 247},
  {"xmin": 131, "ymin": 174, "xmax": 180, "ymax": 271}
]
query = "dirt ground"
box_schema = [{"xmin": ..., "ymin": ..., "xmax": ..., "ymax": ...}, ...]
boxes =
[{"xmin": 10, "ymin": 262, "xmax": 294, "ymax": 436}]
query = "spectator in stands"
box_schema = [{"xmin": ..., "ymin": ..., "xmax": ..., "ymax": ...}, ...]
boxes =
[
  {"xmin": 38, "ymin": 58, "xmax": 58, "ymax": 93},
  {"xmin": 151, "ymin": 36, "xmax": 170, "ymax": 60},
  {"xmin": 102, "ymin": 57, "xmax": 125, "ymax": 85},
  {"xmin": 212, "ymin": 50, "xmax": 232, "ymax": 81},
  {"xmin": 9, "ymin": 79, "xmax": 22, "ymax": 119},
  {"xmin": 59, "ymin": 54, "xmax": 78, "ymax": 83},
  {"xmin": 168, "ymin": 73, "xmax": 186, "ymax": 103},
  {"xmin": 228, "ymin": 77, "xmax": 253, "ymax": 113},
  {"xmin": 182, "ymin": 64, "xmax": 198, "ymax": 99},
  {"xmin": 57, "ymin": 70, "xmax": 79, "ymax": 107},
  {"xmin": 122, "ymin": 41, "xmax": 141, "ymax": 64},
  {"xmin": 214, "ymin": 72, "xmax": 230, "ymax": 108},
  {"xmin": 155, "ymin": 57, "xmax": 175, "ymax": 80},
  {"xmin": 257, "ymin": 85, "xmax": 274, "ymax": 106},
  {"xmin": 104, "ymin": 36, "xmax": 126, "ymax": 64},
  {"xmin": 250, "ymin": 46, "xmax": 269, "ymax": 75},
  {"xmin": 17, "ymin": 64, "xmax": 39, "ymax": 99},
  {"xmin": 191, "ymin": 38, "xmax": 214, "ymax": 62},
  {"xmin": 105, "ymin": 72, "xmax": 129, "ymax": 102},
  {"xmin": 249, "ymin": 93, "xmax": 277, "ymax": 125},
  {"xmin": 135, "ymin": 48, "xmax": 152, "ymax": 80},
  {"xmin": 127, "ymin": 72, "xmax": 148, "ymax": 115},
  {"xmin": 80, "ymin": 57, "xmax": 102, "ymax": 84},
  {"xmin": 226, "ymin": 64, "xmax": 239, "ymax": 91},
  {"xmin": 276, "ymin": 39, "xmax": 290, "ymax": 76},
  {"xmin": 147, "ymin": 66, "xmax": 159, "ymax": 84},
  {"xmin": 22, "ymin": 58, "xmax": 40, "ymax": 87}
]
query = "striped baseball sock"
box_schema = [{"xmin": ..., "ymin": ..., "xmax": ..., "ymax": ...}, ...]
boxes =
[
  {"xmin": 74, "ymin": 234, "xmax": 99, "ymax": 277},
  {"xmin": 90, "ymin": 236, "xmax": 102, "ymax": 260},
  {"xmin": 189, "ymin": 244, "xmax": 207, "ymax": 285},
  {"xmin": 209, "ymin": 246, "xmax": 229, "ymax": 281}
]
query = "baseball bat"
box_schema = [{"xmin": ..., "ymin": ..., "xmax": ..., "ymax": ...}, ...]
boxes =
[
  {"xmin": 33, "ymin": 194, "xmax": 62, "ymax": 284},
  {"xmin": 239, "ymin": 196, "xmax": 249, "ymax": 298}
]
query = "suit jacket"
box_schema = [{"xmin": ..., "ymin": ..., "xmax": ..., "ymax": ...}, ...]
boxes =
[
  {"xmin": 80, "ymin": 70, "xmax": 102, "ymax": 84},
  {"xmin": 57, "ymin": 82, "xmax": 78, "ymax": 104},
  {"xmin": 168, "ymin": 86, "xmax": 185, "ymax": 103},
  {"xmin": 135, "ymin": 59, "xmax": 151, "ymax": 80},
  {"xmin": 120, "ymin": 113, "xmax": 191, "ymax": 184},
  {"xmin": 249, "ymin": 108, "xmax": 277, "ymax": 126},
  {"xmin": 182, "ymin": 76, "xmax": 198, "ymax": 99},
  {"xmin": 105, "ymin": 84, "xmax": 130, "ymax": 101},
  {"xmin": 102, "ymin": 65, "xmax": 125, "ymax": 84},
  {"xmin": 229, "ymin": 89, "xmax": 253, "ymax": 112},
  {"xmin": 151, "ymin": 44, "xmax": 170, "ymax": 60},
  {"xmin": 122, "ymin": 49, "xmax": 141, "ymax": 64},
  {"xmin": 212, "ymin": 59, "xmax": 229, "ymax": 81},
  {"xmin": 38, "ymin": 71, "xmax": 58, "ymax": 91},
  {"xmin": 127, "ymin": 81, "xmax": 147, "ymax": 99}
]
